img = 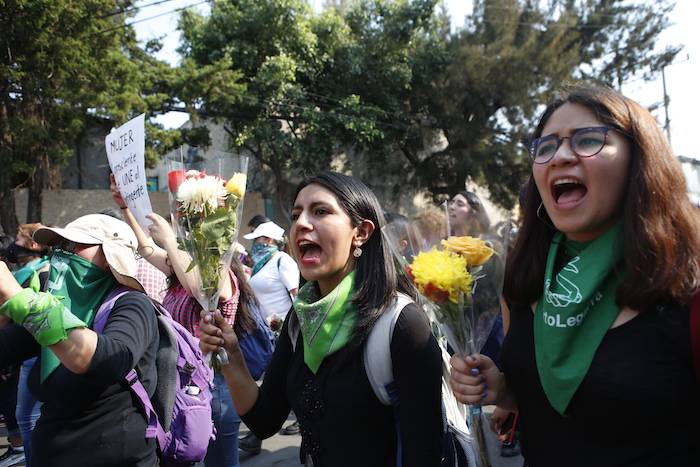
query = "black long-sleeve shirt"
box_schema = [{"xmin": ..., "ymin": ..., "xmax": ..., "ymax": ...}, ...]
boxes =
[
  {"xmin": 0, "ymin": 290, "xmax": 159, "ymax": 467},
  {"xmin": 242, "ymin": 302, "xmax": 443, "ymax": 467},
  {"xmin": 501, "ymin": 301, "xmax": 700, "ymax": 466}
]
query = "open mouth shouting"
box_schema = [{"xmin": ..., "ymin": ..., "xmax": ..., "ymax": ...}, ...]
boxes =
[
  {"xmin": 552, "ymin": 178, "xmax": 587, "ymax": 206},
  {"xmin": 297, "ymin": 239, "xmax": 322, "ymax": 264}
]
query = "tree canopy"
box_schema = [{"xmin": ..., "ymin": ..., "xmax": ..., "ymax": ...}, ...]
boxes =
[
  {"xmin": 0, "ymin": 0, "xmax": 679, "ymax": 233},
  {"xmin": 0, "ymin": 0, "xmax": 235, "ymax": 233},
  {"xmin": 177, "ymin": 0, "xmax": 679, "ymax": 213}
]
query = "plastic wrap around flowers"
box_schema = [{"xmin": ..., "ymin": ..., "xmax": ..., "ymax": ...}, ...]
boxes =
[
  {"xmin": 383, "ymin": 204, "xmax": 508, "ymax": 467},
  {"xmin": 407, "ymin": 237, "xmax": 494, "ymax": 305},
  {"xmin": 166, "ymin": 150, "xmax": 248, "ymax": 369},
  {"xmin": 382, "ymin": 203, "xmax": 507, "ymax": 359},
  {"xmin": 404, "ymin": 236, "xmax": 496, "ymax": 358},
  {"xmin": 169, "ymin": 170, "xmax": 246, "ymax": 287}
]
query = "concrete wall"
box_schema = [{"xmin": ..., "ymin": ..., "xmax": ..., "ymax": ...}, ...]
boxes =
[
  {"xmin": 4, "ymin": 117, "xmax": 514, "ymax": 242},
  {"xmin": 6, "ymin": 189, "xmax": 265, "ymax": 253}
]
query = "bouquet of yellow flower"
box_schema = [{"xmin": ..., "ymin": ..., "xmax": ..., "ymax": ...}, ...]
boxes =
[
  {"xmin": 405, "ymin": 236, "xmax": 496, "ymax": 357},
  {"xmin": 383, "ymin": 202, "xmax": 509, "ymax": 467},
  {"xmin": 166, "ymin": 150, "xmax": 248, "ymax": 368},
  {"xmin": 383, "ymin": 205, "xmax": 506, "ymax": 358}
]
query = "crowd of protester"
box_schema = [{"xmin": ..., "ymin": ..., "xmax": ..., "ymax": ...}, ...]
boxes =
[{"xmin": 0, "ymin": 85, "xmax": 698, "ymax": 467}]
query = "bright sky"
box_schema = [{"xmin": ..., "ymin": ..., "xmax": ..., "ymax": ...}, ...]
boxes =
[{"xmin": 134, "ymin": 0, "xmax": 700, "ymax": 159}]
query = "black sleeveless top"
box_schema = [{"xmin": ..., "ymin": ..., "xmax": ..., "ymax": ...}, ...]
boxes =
[{"xmin": 501, "ymin": 301, "xmax": 700, "ymax": 466}]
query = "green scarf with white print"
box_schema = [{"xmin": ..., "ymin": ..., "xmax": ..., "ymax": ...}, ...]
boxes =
[
  {"xmin": 293, "ymin": 271, "xmax": 357, "ymax": 374},
  {"xmin": 534, "ymin": 222, "xmax": 625, "ymax": 416}
]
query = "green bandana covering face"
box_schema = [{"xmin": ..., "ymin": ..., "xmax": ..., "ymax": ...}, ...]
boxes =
[
  {"xmin": 293, "ymin": 271, "xmax": 357, "ymax": 374},
  {"xmin": 534, "ymin": 221, "xmax": 624, "ymax": 416},
  {"xmin": 41, "ymin": 249, "xmax": 118, "ymax": 381},
  {"xmin": 250, "ymin": 242, "xmax": 278, "ymax": 276}
]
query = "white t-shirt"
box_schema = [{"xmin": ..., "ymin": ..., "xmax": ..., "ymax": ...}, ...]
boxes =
[{"xmin": 248, "ymin": 252, "xmax": 299, "ymax": 320}]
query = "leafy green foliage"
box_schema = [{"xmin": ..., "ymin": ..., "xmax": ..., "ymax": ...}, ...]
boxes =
[
  {"xmin": 176, "ymin": 0, "xmax": 677, "ymax": 212},
  {"xmin": 0, "ymin": 0, "xmax": 190, "ymax": 230},
  {"xmin": 1, "ymin": 0, "xmax": 677, "ymax": 234}
]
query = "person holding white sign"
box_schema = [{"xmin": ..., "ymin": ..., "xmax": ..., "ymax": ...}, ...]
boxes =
[
  {"xmin": 111, "ymin": 177, "xmax": 257, "ymax": 467},
  {"xmin": 105, "ymin": 114, "xmax": 154, "ymax": 233}
]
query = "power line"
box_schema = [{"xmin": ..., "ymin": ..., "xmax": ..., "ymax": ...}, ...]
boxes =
[
  {"xmin": 85, "ymin": 0, "xmax": 208, "ymax": 38},
  {"xmin": 96, "ymin": 0, "xmax": 181, "ymax": 19},
  {"xmin": 127, "ymin": 0, "xmax": 209, "ymax": 27}
]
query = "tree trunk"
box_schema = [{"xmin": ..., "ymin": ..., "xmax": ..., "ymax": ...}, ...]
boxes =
[
  {"xmin": 26, "ymin": 154, "xmax": 47, "ymax": 224},
  {"xmin": 270, "ymin": 157, "xmax": 293, "ymax": 226},
  {"xmin": 0, "ymin": 170, "xmax": 19, "ymax": 236}
]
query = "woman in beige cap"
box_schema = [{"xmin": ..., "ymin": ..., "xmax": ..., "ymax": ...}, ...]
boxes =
[{"xmin": 0, "ymin": 214, "xmax": 159, "ymax": 467}]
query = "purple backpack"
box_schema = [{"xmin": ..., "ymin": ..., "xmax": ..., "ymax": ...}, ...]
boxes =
[{"xmin": 93, "ymin": 288, "xmax": 215, "ymax": 466}]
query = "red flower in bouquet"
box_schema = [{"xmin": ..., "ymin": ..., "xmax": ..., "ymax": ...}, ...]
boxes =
[
  {"xmin": 168, "ymin": 169, "xmax": 187, "ymax": 193},
  {"xmin": 422, "ymin": 282, "xmax": 452, "ymax": 305},
  {"xmin": 267, "ymin": 313, "xmax": 284, "ymax": 339},
  {"xmin": 167, "ymin": 160, "xmax": 248, "ymax": 370}
]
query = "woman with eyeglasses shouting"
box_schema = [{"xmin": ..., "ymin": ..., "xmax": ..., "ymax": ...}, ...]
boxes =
[{"xmin": 450, "ymin": 85, "xmax": 700, "ymax": 466}]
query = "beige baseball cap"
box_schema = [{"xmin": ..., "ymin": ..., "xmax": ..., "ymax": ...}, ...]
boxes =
[{"xmin": 33, "ymin": 214, "xmax": 145, "ymax": 293}]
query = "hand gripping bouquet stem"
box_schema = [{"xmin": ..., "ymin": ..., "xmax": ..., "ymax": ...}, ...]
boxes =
[
  {"xmin": 382, "ymin": 202, "xmax": 509, "ymax": 467},
  {"xmin": 166, "ymin": 149, "xmax": 248, "ymax": 371}
]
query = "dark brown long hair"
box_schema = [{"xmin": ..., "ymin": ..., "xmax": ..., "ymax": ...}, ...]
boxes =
[
  {"xmin": 504, "ymin": 85, "xmax": 700, "ymax": 311},
  {"xmin": 292, "ymin": 172, "xmax": 421, "ymax": 360}
]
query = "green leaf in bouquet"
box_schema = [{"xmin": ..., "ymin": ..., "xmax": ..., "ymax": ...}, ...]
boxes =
[
  {"xmin": 225, "ymin": 195, "xmax": 241, "ymax": 208},
  {"xmin": 201, "ymin": 207, "xmax": 232, "ymax": 238},
  {"xmin": 177, "ymin": 236, "xmax": 195, "ymax": 252},
  {"xmin": 214, "ymin": 236, "xmax": 232, "ymax": 255},
  {"xmin": 227, "ymin": 209, "xmax": 238, "ymax": 232}
]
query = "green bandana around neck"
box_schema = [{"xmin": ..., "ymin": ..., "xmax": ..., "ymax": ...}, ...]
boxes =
[
  {"xmin": 251, "ymin": 243, "xmax": 278, "ymax": 276},
  {"xmin": 534, "ymin": 221, "xmax": 625, "ymax": 416},
  {"xmin": 293, "ymin": 271, "xmax": 357, "ymax": 374},
  {"xmin": 41, "ymin": 249, "xmax": 118, "ymax": 381},
  {"xmin": 12, "ymin": 256, "xmax": 49, "ymax": 286}
]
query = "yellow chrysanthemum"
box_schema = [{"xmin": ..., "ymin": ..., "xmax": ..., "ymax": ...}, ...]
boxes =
[
  {"xmin": 408, "ymin": 247, "xmax": 472, "ymax": 304},
  {"xmin": 441, "ymin": 236, "xmax": 494, "ymax": 267}
]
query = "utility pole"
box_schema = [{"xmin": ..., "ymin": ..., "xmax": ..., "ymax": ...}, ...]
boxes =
[
  {"xmin": 661, "ymin": 53, "xmax": 690, "ymax": 145},
  {"xmin": 661, "ymin": 66, "xmax": 671, "ymax": 143}
]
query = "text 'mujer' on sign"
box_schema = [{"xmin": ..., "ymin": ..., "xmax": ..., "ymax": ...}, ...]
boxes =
[{"xmin": 105, "ymin": 113, "xmax": 154, "ymax": 233}]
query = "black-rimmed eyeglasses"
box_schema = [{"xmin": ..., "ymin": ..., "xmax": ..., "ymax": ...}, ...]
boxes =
[{"xmin": 525, "ymin": 126, "xmax": 630, "ymax": 164}]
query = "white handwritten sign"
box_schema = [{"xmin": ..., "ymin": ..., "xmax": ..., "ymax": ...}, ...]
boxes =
[{"xmin": 105, "ymin": 114, "xmax": 153, "ymax": 232}]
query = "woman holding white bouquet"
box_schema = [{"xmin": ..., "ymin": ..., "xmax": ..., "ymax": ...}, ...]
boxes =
[{"xmin": 111, "ymin": 172, "xmax": 256, "ymax": 467}]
